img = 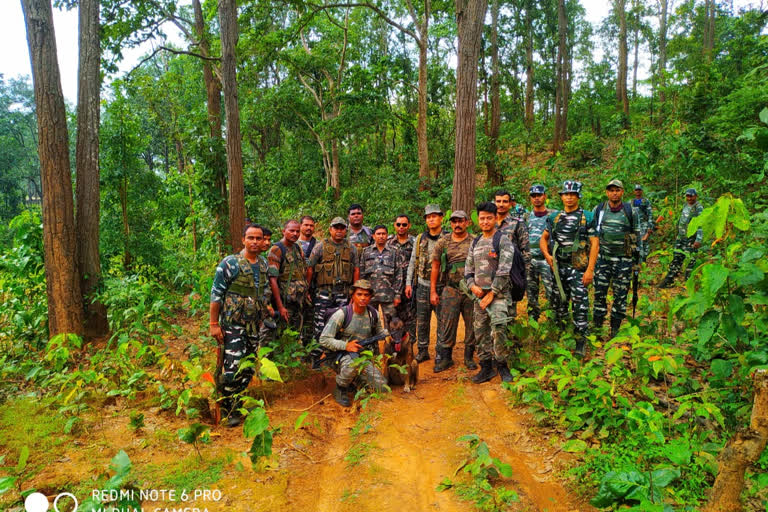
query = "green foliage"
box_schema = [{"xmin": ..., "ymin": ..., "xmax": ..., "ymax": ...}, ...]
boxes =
[
  {"xmin": 562, "ymin": 131, "xmax": 604, "ymax": 168},
  {"xmin": 242, "ymin": 400, "xmax": 275, "ymax": 470},
  {"xmin": 178, "ymin": 423, "xmax": 211, "ymax": 459},
  {"xmin": 79, "ymin": 450, "xmax": 141, "ymax": 512},
  {"xmin": 591, "ymin": 468, "xmax": 681, "ymax": 508}
]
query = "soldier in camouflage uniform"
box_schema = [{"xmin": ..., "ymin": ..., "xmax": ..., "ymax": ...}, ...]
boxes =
[
  {"xmin": 466, "ymin": 202, "xmax": 517, "ymax": 384},
  {"xmin": 495, "ymin": 190, "xmax": 531, "ymax": 319},
  {"xmin": 210, "ymin": 224, "xmax": 272, "ymax": 427},
  {"xmin": 267, "ymin": 220, "xmax": 310, "ymax": 341},
  {"xmin": 297, "ymin": 215, "xmax": 318, "ymax": 264},
  {"xmin": 659, "ymin": 188, "xmax": 704, "ymax": 287},
  {"xmin": 360, "ymin": 225, "xmax": 404, "ymax": 325},
  {"xmin": 632, "ymin": 185, "xmax": 654, "ymax": 261},
  {"xmin": 406, "ymin": 205, "xmax": 448, "ymax": 363},
  {"xmin": 347, "ymin": 204, "xmax": 373, "ymax": 263},
  {"xmin": 540, "ymin": 181, "xmax": 599, "ymax": 358},
  {"xmin": 320, "ymin": 280, "xmax": 389, "ymax": 407},
  {"xmin": 526, "ymin": 184, "xmax": 559, "ymax": 322},
  {"xmin": 387, "ymin": 215, "xmax": 417, "ymax": 345},
  {"xmin": 430, "ymin": 210, "xmax": 476, "ymax": 372},
  {"xmin": 592, "ymin": 180, "xmax": 642, "ymax": 338}
]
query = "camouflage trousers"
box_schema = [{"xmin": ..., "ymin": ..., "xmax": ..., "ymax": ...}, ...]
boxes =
[
  {"xmin": 473, "ymin": 295, "xmax": 511, "ymax": 363},
  {"xmin": 667, "ymin": 237, "xmax": 698, "ymax": 280},
  {"xmin": 415, "ymin": 283, "xmax": 443, "ymax": 350},
  {"xmin": 312, "ymin": 291, "xmax": 348, "ymax": 341},
  {"xmin": 218, "ymin": 325, "xmax": 260, "ymax": 396},
  {"xmin": 593, "ymin": 255, "xmax": 633, "ymax": 326},
  {"xmin": 638, "ymin": 237, "xmax": 650, "ymax": 261},
  {"xmin": 370, "ymin": 300, "xmax": 397, "ymax": 328},
  {"xmin": 394, "ymin": 296, "xmax": 416, "ymax": 346},
  {"xmin": 527, "ymin": 258, "xmax": 557, "ymax": 321},
  {"xmin": 436, "ymin": 285, "xmax": 475, "ymax": 352},
  {"xmin": 335, "ymin": 353, "xmax": 388, "ymax": 390},
  {"xmin": 553, "ymin": 263, "xmax": 591, "ymax": 337}
]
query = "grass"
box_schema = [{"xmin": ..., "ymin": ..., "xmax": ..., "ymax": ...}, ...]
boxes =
[{"xmin": 139, "ymin": 451, "xmax": 234, "ymax": 499}]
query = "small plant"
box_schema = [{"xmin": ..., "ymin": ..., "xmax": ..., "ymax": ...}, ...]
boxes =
[
  {"xmin": 0, "ymin": 446, "xmax": 29, "ymax": 497},
  {"xmin": 177, "ymin": 423, "xmax": 211, "ymax": 459},
  {"xmin": 129, "ymin": 412, "xmax": 145, "ymax": 431}
]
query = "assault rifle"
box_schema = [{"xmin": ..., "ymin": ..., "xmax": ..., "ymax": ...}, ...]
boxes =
[{"xmin": 315, "ymin": 331, "xmax": 391, "ymax": 368}]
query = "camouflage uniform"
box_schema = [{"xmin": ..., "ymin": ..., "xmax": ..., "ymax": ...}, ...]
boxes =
[
  {"xmin": 267, "ymin": 240, "xmax": 310, "ymax": 338},
  {"xmin": 297, "ymin": 236, "xmax": 318, "ymax": 340},
  {"xmin": 592, "ymin": 203, "xmax": 641, "ymax": 332},
  {"xmin": 386, "ymin": 234, "xmax": 416, "ymax": 342},
  {"xmin": 359, "ymin": 244, "xmax": 405, "ymax": 325},
  {"xmin": 320, "ymin": 307, "xmax": 388, "ymax": 390},
  {"xmin": 544, "ymin": 208, "xmax": 597, "ymax": 338},
  {"xmin": 432, "ymin": 234, "xmax": 475, "ymax": 355},
  {"xmin": 308, "ymin": 239, "xmax": 359, "ymax": 340},
  {"xmin": 526, "ymin": 208, "xmax": 558, "ymax": 321},
  {"xmin": 665, "ymin": 201, "xmax": 704, "ymax": 281},
  {"xmin": 511, "ymin": 204, "xmax": 527, "ymax": 219},
  {"xmin": 210, "ymin": 251, "xmax": 271, "ymax": 397},
  {"xmin": 465, "ymin": 234, "xmax": 515, "ymax": 364},
  {"xmin": 406, "ymin": 231, "xmax": 447, "ymax": 356},
  {"xmin": 348, "ymin": 226, "xmax": 373, "ymax": 265},
  {"xmin": 498, "ymin": 213, "xmax": 531, "ymax": 318},
  {"xmin": 297, "ymin": 237, "xmax": 318, "ymax": 265},
  {"xmin": 631, "ymin": 197, "xmax": 654, "ymax": 261}
]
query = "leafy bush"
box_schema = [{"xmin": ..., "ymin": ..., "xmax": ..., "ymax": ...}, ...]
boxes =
[{"xmin": 562, "ymin": 131, "xmax": 604, "ymax": 168}]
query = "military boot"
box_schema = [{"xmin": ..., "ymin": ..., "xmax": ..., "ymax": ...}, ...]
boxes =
[
  {"xmin": 657, "ymin": 275, "xmax": 674, "ymax": 289},
  {"xmin": 497, "ymin": 362, "xmax": 513, "ymax": 383},
  {"xmin": 464, "ymin": 345, "xmax": 478, "ymax": 370},
  {"xmin": 574, "ymin": 337, "xmax": 587, "ymax": 359},
  {"xmin": 333, "ymin": 385, "xmax": 352, "ymax": 407},
  {"xmin": 433, "ymin": 349, "xmax": 455, "ymax": 373},
  {"xmin": 226, "ymin": 398, "xmax": 244, "ymax": 428},
  {"xmin": 471, "ymin": 360, "xmax": 497, "ymax": 384},
  {"xmin": 415, "ymin": 346, "xmax": 431, "ymax": 363},
  {"xmin": 609, "ymin": 318, "xmax": 622, "ymax": 339}
]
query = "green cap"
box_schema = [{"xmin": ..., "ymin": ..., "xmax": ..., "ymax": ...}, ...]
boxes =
[
  {"xmin": 351, "ymin": 279, "xmax": 373, "ymax": 291},
  {"xmin": 606, "ymin": 179, "xmax": 624, "ymax": 189},
  {"xmin": 330, "ymin": 217, "xmax": 347, "ymax": 227},
  {"xmin": 424, "ymin": 204, "xmax": 444, "ymax": 217}
]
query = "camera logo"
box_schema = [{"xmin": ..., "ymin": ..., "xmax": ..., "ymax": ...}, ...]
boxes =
[{"xmin": 25, "ymin": 491, "xmax": 78, "ymax": 512}]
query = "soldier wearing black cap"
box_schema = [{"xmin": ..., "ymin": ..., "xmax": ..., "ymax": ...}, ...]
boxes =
[
  {"xmin": 526, "ymin": 184, "xmax": 559, "ymax": 322},
  {"xmin": 658, "ymin": 188, "xmax": 704, "ymax": 287}
]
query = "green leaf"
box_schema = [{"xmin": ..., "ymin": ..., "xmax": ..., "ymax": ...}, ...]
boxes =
[
  {"xmin": 16, "ymin": 446, "xmax": 29, "ymax": 473},
  {"xmin": 562, "ymin": 439, "xmax": 588, "ymax": 452},
  {"xmin": 0, "ymin": 476, "xmax": 17, "ymax": 495},
  {"xmin": 711, "ymin": 359, "xmax": 733, "ymax": 380},
  {"xmin": 701, "ymin": 264, "xmax": 729, "ymax": 297},
  {"xmin": 436, "ymin": 477, "xmax": 454, "ymax": 491},
  {"xmin": 605, "ymin": 347, "xmax": 625, "ymax": 365},
  {"xmin": 666, "ymin": 439, "xmax": 692, "ymax": 465},
  {"xmin": 243, "ymin": 408, "xmax": 270, "ymax": 438},
  {"xmin": 759, "ymin": 106, "xmax": 768, "ymax": 126},
  {"xmin": 110, "ymin": 450, "xmax": 131, "ymax": 479},
  {"xmin": 294, "ymin": 411, "xmax": 309, "ymax": 431},
  {"xmin": 650, "ymin": 468, "xmax": 680, "ymax": 488},
  {"xmin": 259, "ymin": 357, "xmax": 283, "ymax": 382},
  {"xmin": 494, "ymin": 460, "xmax": 514, "ymax": 478},
  {"xmin": 727, "ymin": 295, "xmax": 745, "ymax": 324},
  {"xmin": 698, "ymin": 310, "xmax": 720, "ymax": 344}
]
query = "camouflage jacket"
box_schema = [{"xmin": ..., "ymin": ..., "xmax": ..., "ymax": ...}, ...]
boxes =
[
  {"xmin": 210, "ymin": 252, "xmax": 271, "ymax": 331},
  {"xmin": 386, "ymin": 234, "xmax": 415, "ymax": 290},
  {"xmin": 308, "ymin": 239, "xmax": 359, "ymax": 294},
  {"xmin": 465, "ymin": 232, "xmax": 515, "ymax": 294},
  {"xmin": 593, "ymin": 202, "xmax": 642, "ymax": 258},
  {"xmin": 677, "ymin": 201, "xmax": 704, "ymax": 242},
  {"xmin": 526, "ymin": 208, "xmax": 557, "ymax": 260},
  {"xmin": 432, "ymin": 233, "xmax": 472, "ymax": 286},
  {"xmin": 498, "ymin": 213, "xmax": 532, "ymax": 272},
  {"xmin": 545, "ymin": 208, "xmax": 597, "ymax": 262},
  {"xmin": 359, "ymin": 245, "xmax": 405, "ymax": 303},
  {"xmin": 320, "ymin": 307, "xmax": 386, "ymax": 352},
  {"xmin": 631, "ymin": 197, "xmax": 654, "ymax": 233},
  {"xmin": 267, "ymin": 240, "xmax": 309, "ymax": 303},
  {"xmin": 407, "ymin": 231, "xmax": 448, "ymax": 286}
]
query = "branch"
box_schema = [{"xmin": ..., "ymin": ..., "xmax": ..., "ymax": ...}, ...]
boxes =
[
  {"xmin": 307, "ymin": 2, "xmax": 419, "ymax": 42},
  {"xmin": 158, "ymin": 46, "xmax": 220, "ymax": 61}
]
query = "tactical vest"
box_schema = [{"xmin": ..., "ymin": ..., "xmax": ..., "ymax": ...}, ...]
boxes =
[
  {"xmin": 551, "ymin": 210, "xmax": 591, "ymax": 271},
  {"xmin": 315, "ymin": 239, "xmax": 354, "ymax": 287},
  {"xmin": 276, "ymin": 242, "xmax": 308, "ymax": 298},
  {"xmin": 221, "ymin": 252, "xmax": 266, "ymax": 333}
]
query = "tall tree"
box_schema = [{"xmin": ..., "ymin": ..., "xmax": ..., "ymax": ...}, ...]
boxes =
[
  {"xmin": 657, "ymin": 0, "xmax": 669, "ymax": 105},
  {"xmin": 616, "ymin": 0, "xmax": 630, "ymax": 119},
  {"xmin": 524, "ymin": 0, "xmax": 535, "ymax": 133},
  {"xmin": 21, "ymin": 0, "xmax": 84, "ymax": 336},
  {"xmin": 452, "ymin": 0, "xmax": 488, "ymax": 212},
  {"xmin": 218, "ymin": 0, "xmax": 245, "ymax": 252},
  {"xmin": 553, "ymin": 0, "xmax": 569, "ymax": 152},
  {"xmin": 75, "ymin": 0, "xmax": 108, "ymax": 336},
  {"xmin": 485, "ymin": 0, "xmax": 501, "ymax": 186}
]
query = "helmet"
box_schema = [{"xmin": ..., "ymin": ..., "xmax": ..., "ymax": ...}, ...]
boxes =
[{"xmin": 559, "ymin": 180, "xmax": 583, "ymax": 198}]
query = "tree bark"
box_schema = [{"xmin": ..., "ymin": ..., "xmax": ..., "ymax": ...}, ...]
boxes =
[
  {"xmin": 703, "ymin": 0, "xmax": 715, "ymax": 61},
  {"xmin": 616, "ymin": 0, "xmax": 630, "ymax": 119},
  {"xmin": 631, "ymin": 0, "xmax": 640, "ymax": 98},
  {"xmin": 657, "ymin": 0, "xmax": 668, "ymax": 105},
  {"xmin": 486, "ymin": 0, "xmax": 501, "ymax": 186},
  {"xmin": 553, "ymin": 0, "xmax": 568, "ymax": 153},
  {"xmin": 74, "ymin": 0, "xmax": 107, "ymax": 337},
  {"xmin": 704, "ymin": 369, "xmax": 768, "ymax": 512},
  {"xmin": 416, "ymin": 1, "xmax": 431, "ymax": 188},
  {"xmin": 21, "ymin": 0, "xmax": 84, "ymax": 336},
  {"xmin": 524, "ymin": 0, "xmax": 534, "ymax": 132},
  {"xmin": 218, "ymin": 0, "xmax": 245, "ymax": 253},
  {"xmin": 452, "ymin": 0, "xmax": 488, "ymax": 213}
]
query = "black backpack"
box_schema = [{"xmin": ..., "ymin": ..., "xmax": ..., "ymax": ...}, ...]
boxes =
[
  {"xmin": 594, "ymin": 201, "xmax": 635, "ymax": 235},
  {"xmin": 470, "ymin": 231, "xmax": 527, "ymax": 302},
  {"xmin": 324, "ymin": 303, "xmax": 379, "ymax": 335}
]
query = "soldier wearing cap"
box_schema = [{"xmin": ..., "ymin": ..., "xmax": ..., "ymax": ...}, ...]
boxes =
[
  {"xmin": 429, "ymin": 210, "xmax": 477, "ymax": 372},
  {"xmin": 387, "ymin": 214, "xmax": 417, "ymax": 347},
  {"xmin": 494, "ymin": 189, "xmax": 532, "ymax": 320},
  {"xmin": 526, "ymin": 184, "xmax": 559, "ymax": 322},
  {"xmin": 360, "ymin": 225, "xmax": 405, "ymax": 325},
  {"xmin": 320, "ymin": 279, "xmax": 389, "ymax": 406},
  {"xmin": 592, "ymin": 179, "xmax": 642, "ymax": 338},
  {"xmin": 405, "ymin": 204, "xmax": 448, "ymax": 362},
  {"xmin": 540, "ymin": 180, "xmax": 599, "ymax": 358},
  {"xmin": 632, "ymin": 185, "xmax": 654, "ymax": 261},
  {"xmin": 306, "ymin": 217, "xmax": 361, "ymax": 342},
  {"xmin": 658, "ymin": 188, "xmax": 704, "ymax": 287}
]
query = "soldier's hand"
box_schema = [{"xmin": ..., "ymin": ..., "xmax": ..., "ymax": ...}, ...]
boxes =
[
  {"xmin": 267, "ymin": 306, "xmax": 275, "ymax": 317},
  {"xmin": 693, "ymin": 241, "xmax": 701, "ymax": 249},
  {"xmin": 545, "ymin": 255, "xmax": 553, "ymax": 268},
  {"xmin": 346, "ymin": 340, "xmax": 362, "ymax": 352},
  {"xmin": 430, "ymin": 291, "xmax": 440, "ymax": 306},
  {"xmin": 470, "ymin": 285, "xmax": 485, "ymax": 298},
  {"xmin": 394, "ymin": 297, "xmax": 401, "ymax": 307},
  {"xmin": 582, "ymin": 269, "xmax": 594, "ymax": 286},
  {"xmin": 479, "ymin": 291, "xmax": 494, "ymax": 310},
  {"xmin": 210, "ymin": 323, "xmax": 224, "ymax": 344},
  {"xmin": 405, "ymin": 285, "xmax": 413, "ymax": 299},
  {"xmin": 279, "ymin": 307, "xmax": 289, "ymax": 322},
  {"xmin": 643, "ymin": 231, "xmax": 651, "ymax": 241}
]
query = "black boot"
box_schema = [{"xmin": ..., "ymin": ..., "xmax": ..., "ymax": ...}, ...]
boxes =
[
  {"xmin": 333, "ymin": 384, "xmax": 351, "ymax": 407},
  {"xmin": 657, "ymin": 275, "xmax": 674, "ymax": 288},
  {"xmin": 464, "ymin": 345, "xmax": 478, "ymax": 370},
  {"xmin": 593, "ymin": 316, "xmax": 605, "ymax": 331},
  {"xmin": 609, "ymin": 319, "xmax": 622, "ymax": 339},
  {"xmin": 433, "ymin": 349, "xmax": 455, "ymax": 373},
  {"xmin": 226, "ymin": 397, "xmax": 244, "ymax": 428},
  {"xmin": 415, "ymin": 346, "xmax": 430, "ymax": 363},
  {"xmin": 497, "ymin": 362, "xmax": 513, "ymax": 383},
  {"xmin": 471, "ymin": 360, "xmax": 497, "ymax": 384},
  {"xmin": 574, "ymin": 337, "xmax": 587, "ymax": 359}
]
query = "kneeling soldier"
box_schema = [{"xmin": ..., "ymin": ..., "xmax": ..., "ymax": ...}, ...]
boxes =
[{"xmin": 320, "ymin": 280, "xmax": 389, "ymax": 406}]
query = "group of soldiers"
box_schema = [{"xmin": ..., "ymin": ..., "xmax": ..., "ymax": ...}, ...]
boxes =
[{"xmin": 209, "ymin": 184, "xmax": 704, "ymax": 422}]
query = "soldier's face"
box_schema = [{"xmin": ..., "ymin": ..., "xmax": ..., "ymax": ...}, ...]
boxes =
[
  {"xmin": 494, "ymin": 195, "xmax": 511, "ymax": 215},
  {"xmin": 606, "ymin": 186, "xmax": 624, "ymax": 203},
  {"xmin": 300, "ymin": 219, "xmax": 315, "ymax": 237},
  {"xmin": 634, "ymin": 189, "xmax": 643, "ymax": 199},
  {"xmin": 686, "ymin": 194, "xmax": 697, "ymax": 205},
  {"xmin": 477, "ymin": 211, "xmax": 496, "ymax": 233},
  {"xmin": 284, "ymin": 222, "xmax": 300, "ymax": 243},
  {"xmin": 530, "ymin": 193, "xmax": 546, "ymax": 208},
  {"xmin": 261, "ymin": 237, "xmax": 272, "ymax": 252},
  {"xmin": 425, "ymin": 213, "xmax": 443, "ymax": 230},
  {"xmin": 242, "ymin": 227, "xmax": 264, "ymax": 256},
  {"xmin": 450, "ymin": 218, "xmax": 468, "ymax": 234},
  {"xmin": 330, "ymin": 225, "xmax": 347, "ymax": 242},
  {"xmin": 351, "ymin": 288, "xmax": 372, "ymax": 307},
  {"xmin": 373, "ymin": 229, "xmax": 388, "ymax": 245},
  {"xmin": 348, "ymin": 209, "xmax": 363, "ymax": 226},
  {"xmin": 560, "ymin": 192, "xmax": 579, "ymax": 209},
  {"xmin": 394, "ymin": 217, "xmax": 410, "ymax": 236}
]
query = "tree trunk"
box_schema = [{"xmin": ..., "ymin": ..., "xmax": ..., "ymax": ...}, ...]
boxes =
[
  {"xmin": 218, "ymin": 0, "xmax": 245, "ymax": 253},
  {"xmin": 704, "ymin": 369, "xmax": 768, "ymax": 512},
  {"xmin": 21, "ymin": 0, "xmax": 84, "ymax": 337},
  {"xmin": 486, "ymin": 0, "xmax": 501, "ymax": 186},
  {"xmin": 658, "ymin": 0, "xmax": 668, "ymax": 105},
  {"xmin": 616, "ymin": 0, "xmax": 630, "ymax": 119},
  {"xmin": 553, "ymin": 0, "xmax": 568, "ymax": 153},
  {"xmin": 703, "ymin": 0, "xmax": 715, "ymax": 61},
  {"xmin": 417, "ymin": 11, "xmax": 430, "ymax": 188},
  {"xmin": 631, "ymin": 0, "xmax": 640, "ymax": 99},
  {"xmin": 524, "ymin": 0, "xmax": 534, "ymax": 132},
  {"xmin": 330, "ymin": 138, "xmax": 341, "ymax": 200},
  {"xmin": 75, "ymin": 0, "xmax": 107, "ymax": 337}
]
